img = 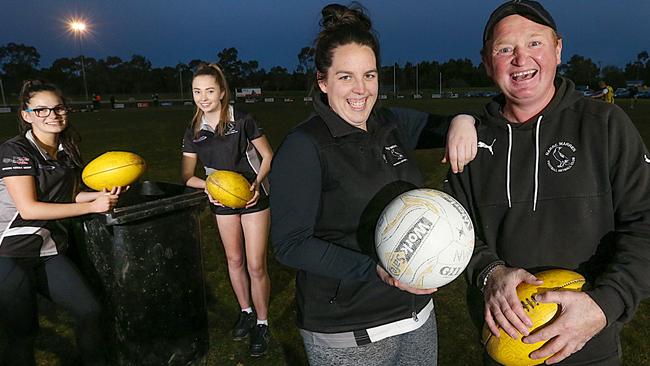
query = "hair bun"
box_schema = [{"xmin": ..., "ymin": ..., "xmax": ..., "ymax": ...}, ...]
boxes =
[
  {"xmin": 320, "ymin": 3, "xmax": 371, "ymax": 31},
  {"xmin": 23, "ymin": 80, "xmax": 44, "ymax": 89},
  {"xmin": 321, "ymin": 4, "xmax": 347, "ymax": 27}
]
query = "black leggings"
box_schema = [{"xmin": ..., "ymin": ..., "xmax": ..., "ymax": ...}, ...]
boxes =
[{"xmin": 0, "ymin": 255, "xmax": 106, "ymax": 366}]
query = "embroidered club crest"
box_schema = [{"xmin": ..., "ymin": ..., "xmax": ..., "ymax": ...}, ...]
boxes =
[
  {"xmin": 383, "ymin": 145, "xmax": 408, "ymax": 166},
  {"xmin": 545, "ymin": 141, "xmax": 576, "ymax": 173}
]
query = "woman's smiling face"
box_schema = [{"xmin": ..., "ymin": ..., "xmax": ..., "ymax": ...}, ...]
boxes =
[{"xmin": 318, "ymin": 43, "xmax": 378, "ymax": 131}]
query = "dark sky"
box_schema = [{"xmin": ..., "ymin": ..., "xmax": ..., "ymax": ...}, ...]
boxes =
[{"xmin": 2, "ymin": 0, "xmax": 649, "ymax": 71}]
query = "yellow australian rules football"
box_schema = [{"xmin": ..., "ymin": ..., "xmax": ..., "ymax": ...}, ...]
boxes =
[
  {"xmin": 205, "ymin": 170, "xmax": 254, "ymax": 209},
  {"xmin": 483, "ymin": 268, "xmax": 586, "ymax": 366},
  {"xmin": 82, "ymin": 151, "xmax": 146, "ymax": 191}
]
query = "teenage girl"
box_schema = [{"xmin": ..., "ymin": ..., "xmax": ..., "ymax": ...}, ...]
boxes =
[
  {"xmin": 0, "ymin": 80, "xmax": 122, "ymax": 365},
  {"xmin": 181, "ymin": 64, "xmax": 273, "ymax": 357}
]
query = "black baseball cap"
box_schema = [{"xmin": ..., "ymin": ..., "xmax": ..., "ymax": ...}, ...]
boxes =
[{"xmin": 483, "ymin": 0, "xmax": 557, "ymax": 45}]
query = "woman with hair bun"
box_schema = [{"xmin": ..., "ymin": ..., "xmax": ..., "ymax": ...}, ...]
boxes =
[
  {"xmin": 270, "ymin": 3, "xmax": 476, "ymax": 365},
  {"xmin": 181, "ymin": 63, "xmax": 273, "ymax": 357},
  {"xmin": 0, "ymin": 80, "xmax": 122, "ymax": 365}
]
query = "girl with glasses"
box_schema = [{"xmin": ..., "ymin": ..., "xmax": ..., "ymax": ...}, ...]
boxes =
[{"xmin": 0, "ymin": 80, "xmax": 123, "ymax": 365}]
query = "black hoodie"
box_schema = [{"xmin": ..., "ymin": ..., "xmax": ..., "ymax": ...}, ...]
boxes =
[{"xmin": 445, "ymin": 77, "xmax": 650, "ymax": 364}]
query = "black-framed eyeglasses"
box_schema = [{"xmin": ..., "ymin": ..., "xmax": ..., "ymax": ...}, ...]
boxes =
[{"xmin": 25, "ymin": 106, "xmax": 69, "ymax": 118}]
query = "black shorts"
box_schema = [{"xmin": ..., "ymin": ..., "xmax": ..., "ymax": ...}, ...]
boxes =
[{"xmin": 209, "ymin": 192, "xmax": 269, "ymax": 216}]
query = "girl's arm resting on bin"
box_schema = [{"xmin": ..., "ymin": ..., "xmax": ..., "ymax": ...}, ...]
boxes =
[
  {"xmin": 4, "ymin": 175, "xmax": 118, "ymax": 220},
  {"xmin": 270, "ymin": 131, "xmax": 377, "ymax": 281},
  {"xmin": 75, "ymin": 187, "xmax": 124, "ymax": 203}
]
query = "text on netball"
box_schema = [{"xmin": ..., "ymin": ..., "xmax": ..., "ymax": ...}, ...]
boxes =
[
  {"xmin": 389, "ymin": 217, "xmax": 434, "ymax": 273},
  {"xmin": 439, "ymin": 266, "xmax": 463, "ymax": 277},
  {"xmin": 453, "ymin": 249, "xmax": 471, "ymax": 263}
]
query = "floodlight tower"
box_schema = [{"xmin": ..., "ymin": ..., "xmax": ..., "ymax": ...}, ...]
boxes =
[
  {"xmin": 415, "ymin": 63, "xmax": 419, "ymax": 96},
  {"xmin": 0, "ymin": 78, "xmax": 6, "ymax": 106},
  {"xmin": 69, "ymin": 20, "xmax": 89, "ymax": 100}
]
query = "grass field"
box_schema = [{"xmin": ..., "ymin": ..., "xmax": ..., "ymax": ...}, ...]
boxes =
[{"xmin": 0, "ymin": 98, "xmax": 649, "ymax": 365}]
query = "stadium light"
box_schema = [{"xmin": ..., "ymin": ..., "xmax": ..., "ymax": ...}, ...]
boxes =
[
  {"xmin": 68, "ymin": 18, "xmax": 90, "ymax": 100},
  {"xmin": 70, "ymin": 21, "xmax": 87, "ymax": 32}
]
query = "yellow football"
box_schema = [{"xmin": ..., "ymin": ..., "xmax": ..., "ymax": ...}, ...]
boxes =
[
  {"xmin": 483, "ymin": 269, "xmax": 586, "ymax": 366},
  {"xmin": 205, "ymin": 170, "xmax": 253, "ymax": 209},
  {"xmin": 82, "ymin": 151, "xmax": 146, "ymax": 191}
]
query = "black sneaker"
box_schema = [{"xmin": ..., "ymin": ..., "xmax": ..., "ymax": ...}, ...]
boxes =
[
  {"xmin": 249, "ymin": 324, "xmax": 270, "ymax": 357},
  {"xmin": 232, "ymin": 311, "xmax": 256, "ymax": 341}
]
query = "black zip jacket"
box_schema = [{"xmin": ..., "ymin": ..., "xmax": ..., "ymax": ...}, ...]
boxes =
[
  {"xmin": 445, "ymin": 77, "xmax": 650, "ymax": 364},
  {"xmin": 270, "ymin": 93, "xmax": 451, "ymax": 333}
]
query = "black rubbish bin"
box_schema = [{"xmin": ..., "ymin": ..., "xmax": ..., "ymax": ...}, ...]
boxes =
[{"xmin": 74, "ymin": 181, "xmax": 208, "ymax": 366}]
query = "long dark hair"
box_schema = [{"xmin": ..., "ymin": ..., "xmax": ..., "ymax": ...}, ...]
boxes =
[
  {"xmin": 314, "ymin": 3, "xmax": 380, "ymax": 88},
  {"xmin": 190, "ymin": 63, "xmax": 232, "ymax": 137},
  {"xmin": 18, "ymin": 80, "xmax": 82, "ymax": 166}
]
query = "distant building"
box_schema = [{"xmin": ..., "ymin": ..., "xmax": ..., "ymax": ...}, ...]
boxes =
[
  {"xmin": 626, "ymin": 80, "xmax": 644, "ymax": 87},
  {"xmin": 235, "ymin": 88, "xmax": 262, "ymax": 99}
]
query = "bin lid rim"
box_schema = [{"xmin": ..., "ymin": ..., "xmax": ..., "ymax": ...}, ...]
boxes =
[{"xmin": 112, "ymin": 190, "xmax": 205, "ymax": 212}]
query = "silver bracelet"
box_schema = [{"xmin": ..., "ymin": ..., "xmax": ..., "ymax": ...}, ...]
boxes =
[{"xmin": 480, "ymin": 261, "xmax": 505, "ymax": 293}]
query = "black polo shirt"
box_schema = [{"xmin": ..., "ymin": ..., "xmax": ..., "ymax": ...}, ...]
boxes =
[
  {"xmin": 0, "ymin": 130, "xmax": 78, "ymax": 257},
  {"xmin": 182, "ymin": 107, "xmax": 268, "ymax": 194}
]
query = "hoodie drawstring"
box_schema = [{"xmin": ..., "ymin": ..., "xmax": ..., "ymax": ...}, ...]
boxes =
[
  {"xmin": 506, "ymin": 125, "xmax": 513, "ymax": 208},
  {"xmin": 506, "ymin": 116, "xmax": 543, "ymax": 211},
  {"xmin": 533, "ymin": 116, "xmax": 543, "ymax": 211}
]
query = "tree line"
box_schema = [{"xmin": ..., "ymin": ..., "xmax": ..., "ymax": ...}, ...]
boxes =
[{"xmin": 1, "ymin": 42, "xmax": 648, "ymax": 100}]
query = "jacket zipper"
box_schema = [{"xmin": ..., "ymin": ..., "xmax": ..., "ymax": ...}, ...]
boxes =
[
  {"xmin": 411, "ymin": 295, "xmax": 418, "ymax": 321},
  {"xmin": 329, "ymin": 280, "xmax": 342, "ymax": 304}
]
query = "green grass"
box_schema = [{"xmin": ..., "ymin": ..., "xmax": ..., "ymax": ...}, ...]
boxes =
[{"xmin": 0, "ymin": 98, "xmax": 649, "ymax": 365}]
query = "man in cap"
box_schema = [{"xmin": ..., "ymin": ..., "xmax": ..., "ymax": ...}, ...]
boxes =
[{"xmin": 445, "ymin": 1, "xmax": 650, "ymax": 364}]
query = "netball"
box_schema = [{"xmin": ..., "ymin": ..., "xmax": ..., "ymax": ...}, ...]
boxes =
[
  {"xmin": 205, "ymin": 170, "xmax": 254, "ymax": 209},
  {"xmin": 82, "ymin": 151, "xmax": 146, "ymax": 191},
  {"xmin": 375, "ymin": 189, "xmax": 474, "ymax": 289},
  {"xmin": 483, "ymin": 269, "xmax": 587, "ymax": 366}
]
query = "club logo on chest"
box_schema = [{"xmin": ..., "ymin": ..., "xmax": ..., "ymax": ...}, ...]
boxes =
[{"xmin": 545, "ymin": 141, "xmax": 577, "ymax": 173}]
